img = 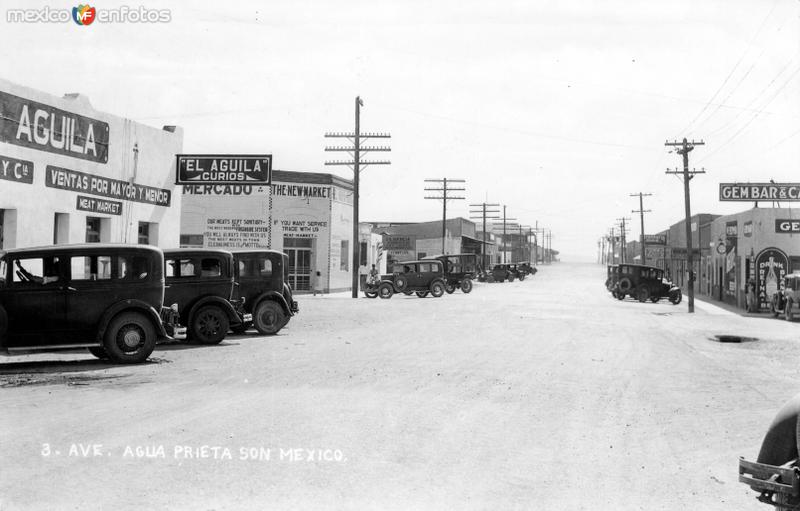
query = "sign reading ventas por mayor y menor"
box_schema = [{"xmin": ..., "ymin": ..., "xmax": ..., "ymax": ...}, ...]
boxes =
[
  {"xmin": 176, "ymin": 155, "xmax": 272, "ymax": 185},
  {"xmin": 0, "ymin": 90, "xmax": 109, "ymax": 164},
  {"xmin": 719, "ymin": 183, "xmax": 800, "ymax": 201}
]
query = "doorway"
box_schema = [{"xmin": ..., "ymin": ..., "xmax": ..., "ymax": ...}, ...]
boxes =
[{"xmin": 284, "ymin": 237, "xmax": 312, "ymax": 291}]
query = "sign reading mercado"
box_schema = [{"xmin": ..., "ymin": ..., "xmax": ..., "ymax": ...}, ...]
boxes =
[
  {"xmin": 719, "ymin": 183, "xmax": 800, "ymax": 202},
  {"xmin": 176, "ymin": 155, "xmax": 272, "ymax": 185},
  {"xmin": 0, "ymin": 90, "xmax": 110, "ymax": 164}
]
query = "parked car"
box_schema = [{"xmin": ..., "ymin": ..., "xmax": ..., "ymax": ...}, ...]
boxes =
[
  {"xmin": 231, "ymin": 250, "xmax": 298, "ymax": 334},
  {"xmin": 490, "ymin": 263, "xmax": 514, "ymax": 283},
  {"xmin": 0, "ymin": 244, "xmax": 185, "ymax": 364},
  {"xmin": 770, "ymin": 272, "xmax": 800, "ymax": 321},
  {"xmin": 613, "ymin": 263, "xmax": 682, "ymax": 304},
  {"xmin": 366, "ymin": 260, "xmax": 446, "ymax": 299},
  {"xmin": 605, "ymin": 264, "xmax": 619, "ymax": 292},
  {"xmin": 422, "ymin": 253, "xmax": 477, "ymax": 293},
  {"xmin": 739, "ymin": 393, "xmax": 800, "ymax": 510},
  {"xmin": 164, "ymin": 249, "xmax": 249, "ymax": 344},
  {"xmin": 518, "ymin": 262, "xmax": 537, "ymax": 278}
]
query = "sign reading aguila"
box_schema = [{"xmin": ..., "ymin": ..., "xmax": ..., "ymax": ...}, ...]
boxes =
[
  {"xmin": 46, "ymin": 165, "xmax": 171, "ymax": 207},
  {"xmin": 0, "ymin": 91, "xmax": 109, "ymax": 164},
  {"xmin": 776, "ymin": 219, "xmax": 800, "ymax": 234},
  {"xmin": 176, "ymin": 155, "xmax": 272, "ymax": 185},
  {"xmin": 719, "ymin": 183, "xmax": 800, "ymax": 202}
]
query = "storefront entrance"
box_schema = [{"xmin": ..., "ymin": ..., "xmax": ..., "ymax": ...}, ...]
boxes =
[{"xmin": 284, "ymin": 237, "xmax": 312, "ymax": 291}]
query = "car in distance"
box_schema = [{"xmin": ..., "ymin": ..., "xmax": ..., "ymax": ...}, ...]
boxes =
[
  {"xmin": 605, "ymin": 264, "xmax": 619, "ymax": 292},
  {"xmin": 0, "ymin": 244, "xmax": 184, "ymax": 364},
  {"xmin": 422, "ymin": 253, "xmax": 477, "ymax": 293},
  {"xmin": 164, "ymin": 249, "xmax": 249, "ymax": 344},
  {"xmin": 613, "ymin": 263, "xmax": 681, "ymax": 304},
  {"xmin": 489, "ymin": 263, "xmax": 514, "ymax": 283},
  {"xmin": 369, "ymin": 260, "xmax": 446, "ymax": 299},
  {"xmin": 771, "ymin": 272, "xmax": 800, "ymax": 321},
  {"xmin": 518, "ymin": 261, "xmax": 537, "ymax": 278},
  {"xmin": 231, "ymin": 250, "xmax": 298, "ymax": 335}
]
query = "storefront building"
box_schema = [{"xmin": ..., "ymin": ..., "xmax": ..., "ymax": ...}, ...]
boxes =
[
  {"xmin": 0, "ymin": 78, "xmax": 183, "ymax": 249},
  {"xmin": 368, "ymin": 218, "xmax": 486, "ymax": 267},
  {"xmin": 180, "ymin": 170, "xmax": 357, "ymax": 293}
]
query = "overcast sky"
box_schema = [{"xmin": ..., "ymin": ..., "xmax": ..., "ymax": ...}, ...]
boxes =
[{"xmin": 2, "ymin": 0, "xmax": 798, "ymax": 261}]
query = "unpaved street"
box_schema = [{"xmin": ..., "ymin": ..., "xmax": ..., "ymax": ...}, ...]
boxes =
[{"xmin": 2, "ymin": 262, "xmax": 799, "ymax": 510}]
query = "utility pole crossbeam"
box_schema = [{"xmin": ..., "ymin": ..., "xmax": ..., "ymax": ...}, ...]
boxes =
[
  {"xmin": 325, "ymin": 97, "xmax": 391, "ymax": 299},
  {"xmin": 469, "ymin": 202, "xmax": 500, "ymax": 270},
  {"xmin": 630, "ymin": 192, "xmax": 652, "ymax": 265},
  {"xmin": 665, "ymin": 137, "xmax": 705, "ymax": 313},
  {"xmin": 424, "ymin": 178, "xmax": 466, "ymax": 255}
]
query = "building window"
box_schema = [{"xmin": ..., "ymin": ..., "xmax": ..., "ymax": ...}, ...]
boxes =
[
  {"xmin": 54, "ymin": 213, "xmax": 69, "ymax": 244},
  {"xmin": 138, "ymin": 222, "xmax": 150, "ymax": 244},
  {"xmin": 86, "ymin": 217, "xmax": 102, "ymax": 243},
  {"xmin": 180, "ymin": 234, "xmax": 204, "ymax": 248},
  {"xmin": 359, "ymin": 241, "xmax": 368, "ymax": 267},
  {"xmin": 340, "ymin": 240, "xmax": 349, "ymax": 271}
]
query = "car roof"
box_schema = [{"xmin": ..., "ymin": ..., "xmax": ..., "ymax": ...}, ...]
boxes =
[
  {"xmin": 394, "ymin": 260, "xmax": 441, "ymax": 265},
  {"xmin": 1, "ymin": 243, "xmax": 163, "ymax": 256},
  {"xmin": 229, "ymin": 249, "xmax": 286, "ymax": 257},
  {"xmin": 619, "ymin": 263, "xmax": 661, "ymax": 270},
  {"xmin": 164, "ymin": 248, "xmax": 233, "ymax": 256}
]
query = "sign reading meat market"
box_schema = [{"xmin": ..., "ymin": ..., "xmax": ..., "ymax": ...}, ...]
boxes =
[
  {"xmin": 0, "ymin": 90, "xmax": 109, "ymax": 164},
  {"xmin": 176, "ymin": 155, "xmax": 272, "ymax": 185},
  {"xmin": 719, "ymin": 183, "xmax": 800, "ymax": 202}
]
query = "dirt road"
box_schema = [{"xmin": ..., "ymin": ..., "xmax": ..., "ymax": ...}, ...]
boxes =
[{"xmin": 2, "ymin": 262, "xmax": 798, "ymax": 510}]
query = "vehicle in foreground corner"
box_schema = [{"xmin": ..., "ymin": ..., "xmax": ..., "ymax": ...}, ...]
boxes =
[
  {"xmin": 422, "ymin": 253, "xmax": 477, "ymax": 293},
  {"xmin": 164, "ymin": 249, "xmax": 250, "ymax": 344},
  {"xmin": 231, "ymin": 250, "xmax": 298, "ymax": 335},
  {"xmin": 739, "ymin": 393, "xmax": 800, "ymax": 510},
  {"xmin": 613, "ymin": 263, "xmax": 681, "ymax": 304},
  {"xmin": 770, "ymin": 272, "xmax": 800, "ymax": 321},
  {"xmin": 0, "ymin": 244, "xmax": 185, "ymax": 364},
  {"xmin": 362, "ymin": 260, "xmax": 446, "ymax": 299}
]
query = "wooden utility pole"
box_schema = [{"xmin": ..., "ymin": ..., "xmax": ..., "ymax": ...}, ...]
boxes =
[
  {"xmin": 469, "ymin": 201, "xmax": 500, "ymax": 269},
  {"xmin": 630, "ymin": 192, "xmax": 652, "ymax": 264},
  {"xmin": 665, "ymin": 138, "xmax": 705, "ymax": 313},
  {"xmin": 616, "ymin": 217, "xmax": 630, "ymax": 263},
  {"xmin": 501, "ymin": 206, "xmax": 517, "ymax": 264},
  {"xmin": 325, "ymin": 97, "xmax": 391, "ymax": 298},
  {"xmin": 424, "ymin": 178, "xmax": 465, "ymax": 254}
]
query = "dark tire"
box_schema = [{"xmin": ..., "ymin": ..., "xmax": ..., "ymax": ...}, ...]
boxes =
[
  {"xmin": 103, "ymin": 312, "xmax": 157, "ymax": 364},
  {"xmin": 231, "ymin": 323, "xmax": 251, "ymax": 334},
  {"xmin": 88, "ymin": 346, "xmax": 109, "ymax": 360},
  {"xmin": 669, "ymin": 289, "xmax": 682, "ymax": 305},
  {"xmin": 636, "ymin": 286, "xmax": 650, "ymax": 303},
  {"xmin": 650, "ymin": 296, "xmax": 659, "ymax": 303},
  {"xmin": 378, "ymin": 283, "xmax": 394, "ymax": 299},
  {"xmin": 618, "ymin": 278, "xmax": 632, "ymax": 293},
  {"xmin": 430, "ymin": 281, "xmax": 445, "ymax": 298},
  {"xmin": 445, "ymin": 283, "xmax": 456, "ymax": 294},
  {"xmin": 416, "ymin": 291, "xmax": 429, "ymax": 298},
  {"xmin": 461, "ymin": 278, "xmax": 473, "ymax": 294},
  {"xmin": 364, "ymin": 291, "xmax": 378, "ymax": 299},
  {"xmin": 518, "ymin": 274, "xmax": 525, "ymax": 281},
  {"xmin": 616, "ymin": 292, "xmax": 625, "ymax": 300},
  {"xmin": 253, "ymin": 301, "xmax": 285, "ymax": 335},
  {"xmin": 786, "ymin": 300, "xmax": 794, "ymax": 321},
  {"xmin": 191, "ymin": 305, "xmax": 229, "ymax": 344},
  {"xmin": 395, "ymin": 275, "xmax": 409, "ymax": 292},
  {"xmin": 508, "ymin": 275, "xmax": 515, "ymax": 282}
]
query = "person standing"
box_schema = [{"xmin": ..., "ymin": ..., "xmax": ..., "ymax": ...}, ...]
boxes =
[{"xmin": 313, "ymin": 270, "xmax": 323, "ymax": 296}]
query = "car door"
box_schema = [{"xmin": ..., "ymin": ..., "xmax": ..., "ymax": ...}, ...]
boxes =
[
  {"xmin": 4, "ymin": 255, "xmax": 68, "ymax": 347},
  {"xmin": 418, "ymin": 263, "xmax": 432, "ymax": 288}
]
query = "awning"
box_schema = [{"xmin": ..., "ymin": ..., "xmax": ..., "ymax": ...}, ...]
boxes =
[{"xmin": 462, "ymin": 234, "xmax": 494, "ymax": 246}]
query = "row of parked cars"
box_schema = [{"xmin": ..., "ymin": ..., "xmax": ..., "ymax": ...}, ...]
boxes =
[
  {"xmin": 0, "ymin": 244, "xmax": 299, "ymax": 364},
  {"xmin": 605, "ymin": 263, "xmax": 682, "ymax": 304},
  {"xmin": 359, "ymin": 254, "xmax": 538, "ymax": 299}
]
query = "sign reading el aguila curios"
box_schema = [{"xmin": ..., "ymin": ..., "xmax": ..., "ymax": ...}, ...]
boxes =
[
  {"xmin": 176, "ymin": 155, "xmax": 272, "ymax": 185},
  {"xmin": 0, "ymin": 91, "xmax": 109, "ymax": 164}
]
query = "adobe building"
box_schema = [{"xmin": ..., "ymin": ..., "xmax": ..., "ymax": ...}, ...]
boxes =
[
  {"xmin": 0, "ymin": 77, "xmax": 183, "ymax": 249},
  {"xmin": 180, "ymin": 170, "xmax": 384, "ymax": 293}
]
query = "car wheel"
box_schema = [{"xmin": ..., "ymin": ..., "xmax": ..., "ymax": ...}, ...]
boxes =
[
  {"xmin": 618, "ymin": 278, "xmax": 632, "ymax": 294},
  {"xmin": 650, "ymin": 296, "xmax": 659, "ymax": 303},
  {"xmin": 518, "ymin": 274, "xmax": 525, "ymax": 281},
  {"xmin": 191, "ymin": 305, "xmax": 230, "ymax": 344},
  {"xmin": 786, "ymin": 300, "xmax": 794, "ymax": 321},
  {"xmin": 430, "ymin": 281, "xmax": 445, "ymax": 297},
  {"xmin": 378, "ymin": 283, "xmax": 394, "ymax": 299},
  {"xmin": 508, "ymin": 275, "xmax": 515, "ymax": 282},
  {"xmin": 416, "ymin": 291, "xmax": 429, "ymax": 298},
  {"xmin": 103, "ymin": 311, "xmax": 157, "ymax": 364},
  {"xmin": 461, "ymin": 279, "xmax": 473, "ymax": 293},
  {"xmin": 231, "ymin": 322, "xmax": 251, "ymax": 334},
  {"xmin": 253, "ymin": 301, "xmax": 286, "ymax": 335},
  {"xmin": 87, "ymin": 346, "xmax": 109, "ymax": 360},
  {"xmin": 395, "ymin": 275, "xmax": 409, "ymax": 292},
  {"xmin": 636, "ymin": 286, "xmax": 650, "ymax": 303},
  {"xmin": 771, "ymin": 299, "xmax": 781, "ymax": 317},
  {"xmin": 669, "ymin": 289, "xmax": 682, "ymax": 305},
  {"xmin": 445, "ymin": 283, "xmax": 456, "ymax": 294},
  {"xmin": 616, "ymin": 291, "xmax": 625, "ymax": 300},
  {"xmin": 364, "ymin": 291, "xmax": 378, "ymax": 299}
]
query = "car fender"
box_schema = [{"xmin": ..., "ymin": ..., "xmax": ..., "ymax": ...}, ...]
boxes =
[
  {"xmin": 756, "ymin": 393, "xmax": 800, "ymax": 466},
  {"xmin": 187, "ymin": 296, "xmax": 241, "ymax": 326},
  {"xmin": 252, "ymin": 291, "xmax": 292, "ymax": 317},
  {"xmin": 669, "ymin": 285, "xmax": 681, "ymax": 293},
  {"xmin": 96, "ymin": 299, "xmax": 168, "ymax": 342}
]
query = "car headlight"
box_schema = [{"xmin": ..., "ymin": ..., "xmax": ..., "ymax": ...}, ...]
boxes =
[{"xmin": 170, "ymin": 303, "xmax": 179, "ymax": 313}]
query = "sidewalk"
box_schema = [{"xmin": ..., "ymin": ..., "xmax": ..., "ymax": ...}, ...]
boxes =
[{"xmin": 693, "ymin": 293, "xmax": 775, "ymax": 319}]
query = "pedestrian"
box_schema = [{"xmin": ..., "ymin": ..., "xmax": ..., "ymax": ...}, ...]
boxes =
[
  {"xmin": 746, "ymin": 278, "xmax": 756, "ymax": 312},
  {"xmin": 368, "ymin": 264, "xmax": 380, "ymax": 286},
  {"xmin": 313, "ymin": 270, "xmax": 323, "ymax": 296}
]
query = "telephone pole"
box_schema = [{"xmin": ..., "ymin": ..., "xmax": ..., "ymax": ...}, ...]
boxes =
[
  {"xmin": 469, "ymin": 201, "xmax": 500, "ymax": 269},
  {"xmin": 617, "ymin": 217, "xmax": 630, "ymax": 263},
  {"xmin": 325, "ymin": 96, "xmax": 391, "ymax": 298},
  {"xmin": 424, "ymin": 178, "xmax": 465, "ymax": 254},
  {"xmin": 630, "ymin": 192, "xmax": 652, "ymax": 264},
  {"xmin": 609, "ymin": 227, "xmax": 617, "ymax": 264},
  {"xmin": 500, "ymin": 206, "xmax": 517, "ymax": 264},
  {"xmin": 665, "ymin": 138, "xmax": 705, "ymax": 313}
]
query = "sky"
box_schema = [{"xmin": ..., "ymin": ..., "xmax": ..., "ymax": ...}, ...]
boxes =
[{"xmin": 1, "ymin": 0, "xmax": 798, "ymax": 261}]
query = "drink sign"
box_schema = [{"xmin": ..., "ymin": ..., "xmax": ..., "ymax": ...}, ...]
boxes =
[{"xmin": 755, "ymin": 247, "xmax": 788, "ymax": 310}]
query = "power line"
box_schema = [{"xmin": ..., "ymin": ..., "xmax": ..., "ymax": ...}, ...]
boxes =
[
  {"xmin": 469, "ymin": 201, "xmax": 500, "ymax": 270},
  {"xmin": 424, "ymin": 178, "xmax": 466, "ymax": 254},
  {"xmin": 630, "ymin": 192, "xmax": 652, "ymax": 264}
]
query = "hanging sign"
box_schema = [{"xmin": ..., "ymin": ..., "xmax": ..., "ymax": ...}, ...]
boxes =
[{"xmin": 176, "ymin": 155, "xmax": 272, "ymax": 185}]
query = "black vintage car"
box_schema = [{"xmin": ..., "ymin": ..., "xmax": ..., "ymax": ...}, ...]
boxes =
[
  {"xmin": 423, "ymin": 253, "xmax": 476, "ymax": 294},
  {"xmin": 770, "ymin": 272, "xmax": 800, "ymax": 321},
  {"xmin": 363, "ymin": 260, "xmax": 446, "ymax": 299},
  {"xmin": 231, "ymin": 250, "xmax": 298, "ymax": 335},
  {"xmin": 489, "ymin": 263, "xmax": 515, "ymax": 283},
  {"xmin": 518, "ymin": 262, "xmax": 537, "ymax": 278},
  {"xmin": 613, "ymin": 263, "xmax": 682, "ymax": 304},
  {"xmin": 0, "ymin": 244, "xmax": 185, "ymax": 364},
  {"xmin": 605, "ymin": 264, "xmax": 619, "ymax": 292},
  {"xmin": 164, "ymin": 249, "xmax": 249, "ymax": 344}
]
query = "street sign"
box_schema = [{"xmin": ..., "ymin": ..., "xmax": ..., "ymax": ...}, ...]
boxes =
[
  {"xmin": 643, "ymin": 234, "xmax": 666, "ymax": 245},
  {"xmin": 719, "ymin": 183, "xmax": 800, "ymax": 202},
  {"xmin": 176, "ymin": 155, "xmax": 272, "ymax": 185}
]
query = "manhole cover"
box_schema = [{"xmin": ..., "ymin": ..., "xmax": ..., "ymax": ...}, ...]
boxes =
[{"xmin": 711, "ymin": 335, "xmax": 758, "ymax": 343}]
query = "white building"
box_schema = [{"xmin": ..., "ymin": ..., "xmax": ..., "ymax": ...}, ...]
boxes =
[{"xmin": 0, "ymin": 77, "xmax": 183, "ymax": 249}]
